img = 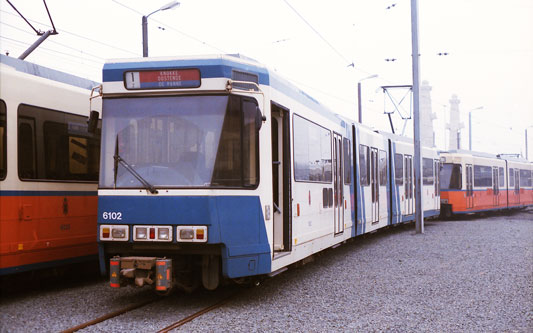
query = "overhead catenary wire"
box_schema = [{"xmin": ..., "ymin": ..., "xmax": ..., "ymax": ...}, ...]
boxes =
[
  {"xmin": 0, "ymin": 9, "xmax": 139, "ymax": 57},
  {"xmin": 0, "ymin": 35, "xmax": 103, "ymax": 68},
  {"xmin": 281, "ymin": 0, "xmax": 350, "ymax": 64},
  {"xmin": 1, "ymin": 22, "xmax": 106, "ymax": 61},
  {"xmin": 281, "ymin": 0, "xmax": 352, "ymax": 66}
]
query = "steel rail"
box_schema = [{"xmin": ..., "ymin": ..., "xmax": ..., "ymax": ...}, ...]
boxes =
[
  {"xmin": 60, "ymin": 298, "xmax": 159, "ymax": 333},
  {"xmin": 157, "ymin": 292, "xmax": 240, "ymax": 332}
]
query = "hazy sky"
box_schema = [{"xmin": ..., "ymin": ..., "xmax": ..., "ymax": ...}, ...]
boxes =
[{"xmin": 1, "ymin": 0, "xmax": 532, "ymax": 158}]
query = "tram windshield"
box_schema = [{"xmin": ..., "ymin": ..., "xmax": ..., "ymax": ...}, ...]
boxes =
[
  {"xmin": 440, "ymin": 163, "xmax": 462, "ymax": 190},
  {"xmin": 99, "ymin": 95, "xmax": 259, "ymax": 189}
]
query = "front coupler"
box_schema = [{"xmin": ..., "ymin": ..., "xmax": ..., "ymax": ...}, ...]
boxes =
[{"xmin": 109, "ymin": 256, "xmax": 172, "ymax": 292}]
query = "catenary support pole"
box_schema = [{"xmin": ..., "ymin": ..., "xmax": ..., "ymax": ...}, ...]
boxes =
[{"xmin": 411, "ymin": 0, "xmax": 424, "ymax": 234}]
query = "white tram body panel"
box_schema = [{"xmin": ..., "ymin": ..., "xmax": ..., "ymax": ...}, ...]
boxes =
[{"xmin": 356, "ymin": 126, "xmax": 390, "ymax": 233}]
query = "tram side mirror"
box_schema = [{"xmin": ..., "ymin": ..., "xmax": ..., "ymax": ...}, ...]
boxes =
[
  {"xmin": 87, "ymin": 110, "xmax": 99, "ymax": 134},
  {"xmin": 255, "ymin": 106, "xmax": 265, "ymax": 131}
]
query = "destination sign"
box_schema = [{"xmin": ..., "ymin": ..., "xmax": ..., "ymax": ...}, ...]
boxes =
[{"xmin": 124, "ymin": 69, "xmax": 201, "ymax": 89}]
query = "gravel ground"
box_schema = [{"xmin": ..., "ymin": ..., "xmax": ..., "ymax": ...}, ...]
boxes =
[{"xmin": 0, "ymin": 210, "xmax": 531, "ymax": 332}]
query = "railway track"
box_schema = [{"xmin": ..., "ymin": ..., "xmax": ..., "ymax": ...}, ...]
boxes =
[
  {"xmin": 156, "ymin": 292, "xmax": 239, "ymax": 332},
  {"xmin": 60, "ymin": 289, "xmax": 243, "ymax": 332}
]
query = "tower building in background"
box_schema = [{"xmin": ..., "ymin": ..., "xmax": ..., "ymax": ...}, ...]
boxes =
[
  {"xmin": 420, "ymin": 80, "xmax": 437, "ymax": 147},
  {"xmin": 447, "ymin": 94, "xmax": 463, "ymax": 150}
]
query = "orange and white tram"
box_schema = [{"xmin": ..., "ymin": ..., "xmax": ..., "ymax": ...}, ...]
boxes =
[
  {"xmin": 439, "ymin": 150, "xmax": 532, "ymax": 217},
  {"xmin": 0, "ymin": 55, "xmax": 101, "ymax": 275}
]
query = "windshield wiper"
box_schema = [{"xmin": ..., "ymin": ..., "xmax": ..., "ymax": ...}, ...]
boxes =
[{"xmin": 114, "ymin": 136, "xmax": 158, "ymax": 194}]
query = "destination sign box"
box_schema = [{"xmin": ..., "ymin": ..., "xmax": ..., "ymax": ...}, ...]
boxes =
[{"xmin": 124, "ymin": 69, "xmax": 201, "ymax": 89}]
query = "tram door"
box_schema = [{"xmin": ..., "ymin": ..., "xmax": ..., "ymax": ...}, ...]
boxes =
[
  {"xmin": 492, "ymin": 167, "xmax": 499, "ymax": 206},
  {"xmin": 514, "ymin": 169, "xmax": 520, "ymax": 202},
  {"xmin": 333, "ymin": 133, "xmax": 344, "ymax": 235},
  {"xmin": 434, "ymin": 160, "xmax": 440, "ymax": 209},
  {"xmin": 370, "ymin": 148, "xmax": 379, "ymax": 223},
  {"xmin": 466, "ymin": 164, "xmax": 474, "ymax": 209},
  {"xmin": 271, "ymin": 104, "xmax": 291, "ymax": 254},
  {"xmin": 404, "ymin": 155, "xmax": 414, "ymax": 215}
]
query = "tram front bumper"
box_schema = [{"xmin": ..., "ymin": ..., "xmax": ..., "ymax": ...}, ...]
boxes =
[{"xmin": 109, "ymin": 256, "xmax": 172, "ymax": 291}]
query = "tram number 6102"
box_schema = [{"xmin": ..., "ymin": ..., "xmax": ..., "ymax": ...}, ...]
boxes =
[{"xmin": 102, "ymin": 212, "xmax": 122, "ymax": 220}]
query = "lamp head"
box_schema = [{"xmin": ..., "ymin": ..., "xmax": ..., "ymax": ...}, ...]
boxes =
[{"xmin": 160, "ymin": 1, "xmax": 180, "ymax": 11}]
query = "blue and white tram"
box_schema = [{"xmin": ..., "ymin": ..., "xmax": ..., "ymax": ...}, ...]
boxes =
[
  {"xmin": 96, "ymin": 54, "xmax": 436, "ymax": 292},
  {"xmin": 379, "ymin": 132, "xmax": 440, "ymax": 224}
]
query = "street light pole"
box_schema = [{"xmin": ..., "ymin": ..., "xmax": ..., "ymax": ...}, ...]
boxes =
[
  {"xmin": 468, "ymin": 106, "xmax": 483, "ymax": 151},
  {"xmin": 357, "ymin": 74, "xmax": 378, "ymax": 123},
  {"xmin": 142, "ymin": 1, "xmax": 180, "ymax": 57},
  {"xmin": 142, "ymin": 15, "xmax": 149, "ymax": 57}
]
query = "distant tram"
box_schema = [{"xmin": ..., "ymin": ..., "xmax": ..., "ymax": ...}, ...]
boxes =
[
  {"xmin": 0, "ymin": 55, "xmax": 101, "ymax": 275},
  {"xmin": 439, "ymin": 150, "xmax": 532, "ymax": 216},
  {"xmin": 96, "ymin": 54, "xmax": 442, "ymax": 292}
]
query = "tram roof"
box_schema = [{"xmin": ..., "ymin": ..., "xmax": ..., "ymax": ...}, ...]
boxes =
[
  {"xmin": 103, "ymin": 54, "xmax": 354, "ymax": 129},
  {"xmin": 0, "ymin": 54, "xmax": 99, "ymax": 90},
  {"xmin": 440, "ymin": 149, "xmax": 531, "ymax": 163}
]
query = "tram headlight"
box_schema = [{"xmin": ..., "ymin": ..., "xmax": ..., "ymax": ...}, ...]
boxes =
[
  {"xmin": 158, "ymin": 228, "xmax": 170, "ymax": 240},
  {"xmin": 135, "ymin": 227, "xmax": 147, "ymax": 240},
  {"xmin": 112, "ymin": 227, "xmax": 127, "ymax": 239},
  {"xmin": 179, "ymin": 229, "xmax": 194, "ymax": 240},
  {"xmin": 133, "ymin": 226, "xmax": 172, "ymax": 242}
]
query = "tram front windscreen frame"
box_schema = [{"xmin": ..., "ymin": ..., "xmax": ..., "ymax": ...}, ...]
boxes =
[{"xmin": 99, "ymin": 94, "xmax": 259, "ymax": 189}]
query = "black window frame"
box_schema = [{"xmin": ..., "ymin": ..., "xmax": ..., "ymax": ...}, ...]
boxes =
[
  {"xmin": 440, "ymin": 163, "xmax": 462, "ymax": 190},
  {"xmin": 17, "ymin": 103, "xmax": 101, "ymax": 183}
]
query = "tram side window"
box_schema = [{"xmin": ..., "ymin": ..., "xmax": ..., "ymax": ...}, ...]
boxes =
[
  {"xmin": 293, "ymin": 114, "xmax": 332, "ymax": 183},
  {"xmin": 343, "ymin": 138, "xmax": 351, "ymax": 184},
  {"xmin": 379, "ymin": 150, "xmax": 387, "ymax": 186},
  {"xmin": 440, "ymin": 163, "xmax": 462, "ymax": 190},
  {"xmin": 509, "ymin": 168, "xmax": 514, "ymax": 185},
  {"xmin": 473, "ymin": 165, "xmax": 492, "ymax": 187},
  {"xmin": 0, "ymin": 100, "xmax": 6, "ymax": 180},
  {"xmin": 519, "ymin": 169, "xmax": 532, "ymax": 187},
  {"xmin": 211, "ymin": 96, "xmax": 245, "ymax": 186},
  {"xmin": 498, "ymin": 167, "xmax": 504, "ymax": 187},
  {"xmin": 18, "ymin": 104, "xmax": 100, "ymax": 181},
  {"xmin": 394, "ymin": 153, "xmax": 403, "ymax": 185},
  {"xmin": 359, "ymin": 144, "xmax": 369, "ymax": 186},
  {"xmin": 18, "ymin": 118, "xmax": 36, "ymax": 179},
  {"xmin": 422, "ymin": 157, "xmax": 434, "ymax": 185},
  {"xmin": 242, "ymin": 99, "xmax": 258, "ymax": 186}
]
